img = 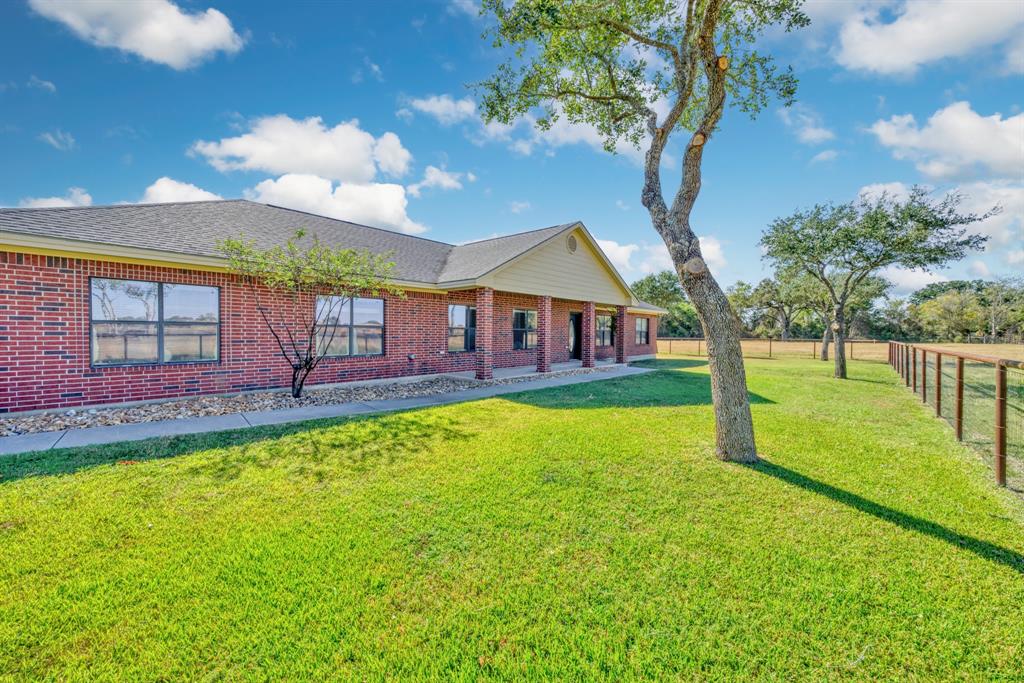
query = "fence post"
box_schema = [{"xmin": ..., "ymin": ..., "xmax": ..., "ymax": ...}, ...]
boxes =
[
  {"xmin": 934, "ymin": 352, "xmax": 942, "ymax": 416},
  {"xmin": 905, "ymin": 346, "xmax": 911, "ymax": 386},
  {"xmin": 697, "ymin": 338, "xmax": 701, "ymax": 357},
  {"xmin": 769, "ymin": 337, "xmax": 772, "ymax": 359},
  {"xmin": 955, "ymin": 357, "xmax": 964, "ymax": 441},
  {"xmin": 995, "ymin": 363, "xmax": 1007, "ymax": 487},
  {"xmin": 850, "ymin": 340, "xmax": 854, "ymax": 360},
  {"xmin": 670, "ymin": 339, "xmax": 674, "ymax": 355}
]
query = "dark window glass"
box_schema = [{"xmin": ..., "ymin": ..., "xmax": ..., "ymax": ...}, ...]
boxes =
[
  {"xmin": 316, "ymin": 296, "xmax": 384, "ymax": 357},
  {"xmin": 597, "ymin": 314, "xmax": 615, "ymax": 347},
  {"xmin": 448, "ymin": 304, "xmax": 476, "ymax": 352},
  {"xmin": 513, "ymin": 308, "xmax": 537, "ymax": 350},
  {"xmin": 90, "ymin": 278, "xmax": 219, "ymax": 365},
  {"xmin": 635, "ymin": 317, "xmax": 650, "ymax": 345}
]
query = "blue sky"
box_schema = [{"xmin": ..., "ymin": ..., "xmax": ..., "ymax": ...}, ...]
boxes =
[{"xmin": 1, "ymin": 0, "xmax": 1021, "ymax": 294}]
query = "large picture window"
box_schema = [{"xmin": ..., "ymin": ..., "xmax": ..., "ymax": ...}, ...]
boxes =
[
  {"xmin": 90, "ymin": 278, "xmax": 219, "ymax": 365},
  {"xmin": 635, "ymin": 317, "xmax": 650, "ymax": 345},
  {"xmin": 448, "ymin": 304, "xmax": 476, "ymax": 352},
  {"xmin": 316, "ymin": 296, "xmax": 384, "ymax": 357},
  {"xmin": 596, "ymin": 314, "xmax": 614, "ymax": 347},
  {"xmin": 512, "ymin": 309, "xmax": 537, "ymax": 350}
]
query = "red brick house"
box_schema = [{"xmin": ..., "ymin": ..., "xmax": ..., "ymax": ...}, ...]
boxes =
[{"xmin": 0, "ymin": 200, "xmax": 665, "ymax": 413}]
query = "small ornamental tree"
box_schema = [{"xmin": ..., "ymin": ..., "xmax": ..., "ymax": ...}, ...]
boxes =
[
  {"xmin": 761, "ymin": 187, "xmax": 991, "ymax": 379},
  {"xmin": 219, "ymin": 230, "xmax": 400, "ymax": 398},
  {"xmin": 476, "ymin": 0, "xmax": 809, "ymax": 461}
]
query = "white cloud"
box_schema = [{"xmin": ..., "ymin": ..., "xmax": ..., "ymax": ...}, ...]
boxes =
[
  {"xmin": 29, "ymin": 0, "xmax": 244, "ymax": 70},
  {"xmin": 881, "ymin": 266, "xmax": 948, "ymax": 295},
  {"xmin": 372, "ymin": 132, "xmax": 412, "ymax": 177},
  {"xmin": 407, "ymin": 166, "xmax": 469, "ymax": 198},
  {"xmin": 26, "ymin": 75, "xmax": 56, "ymax": 93},
  {"xmin": 406, "ymin": 94, "xmax": 476, "ymax": 125},
  {"xmin": 395, "ymin": 107, "xmax": 414, "ymax": 123},
  {"xmin": 1007, "ymin": 250, "xmax": 1024, "ymax": 266},
  {"xmin": 596, "ymin": 239, "xmax": 639, "ymax": 274},
  {"xmin": 191, "ymin": 115, "xmax": 411, "ymax": 181},
  {"xmin": 448, "ymin": 0, "xmax": 478, "ymax": 18},
  {"xmin": 1007, "ymin": 34, "xmax": 1024, "ymax": 74},
  {"xmin": 18, "ymin": 186, "xmax": 92, "ymax": 208},
  {"xmin": 38, "ymin": 128, "xmax": 75, "ymax": 151},
  {"xmin": 598, "ymin": 235, "xmax": 726, "ymax": 278},
  {"xmin": 777, "ymin": 104, "xmax": 835, "ymax": 144},
  {"xmin": 352, "ymin": 56, "xmax": 383, "ymax": 84},
  {"xmin": 968, "ymin": 260, "xmax": 992, "ymax": 278},
  {"xmin": 810, "ymin": 149, "xmax": 838, "ymax": 164},
  {"xmin": 247, "ymin": 173, "xmax": 426, "ymax": 234},
  {"xmin": 140, "ymin": 177, "xmax": 222, "ymax": 204},
  {"xmin": 834, "ymin": 0, "xmax": 1024, "ymax": 76},
  {"xmin": 508, "ymin": 200, "xmax": 531, "ymax": 214},
  {"xmin": 858, "ymin": 181, "xmax": 913, "ymax": 203},
  {"xmin": 955, "ymin": 180, "xmax": 1024, "ymax": 249},
  {"xmin": 869, "ymin": 101, "xmax": 1024, "ymax": 180},
  {"xmin": 615, "ymin": 200, "xmax": 630, "ymax": 211}
]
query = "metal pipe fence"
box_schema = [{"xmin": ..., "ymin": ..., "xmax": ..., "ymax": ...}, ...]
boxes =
[
  {"xmin": 656, "ymin": 337, "xmax": 889, "ymax": 361},
  {"xmin": 888, "ymin": 341, "xmax": 1024, "ymax": 490}
]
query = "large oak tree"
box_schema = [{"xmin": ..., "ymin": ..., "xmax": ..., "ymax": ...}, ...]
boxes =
[
  {"xmin": 761, "ymin": 188, "xmax": 990, "ymax": 378},
  {"xmin": 476, "ymin": 0, "xmax": 808, "ymax": 462}
]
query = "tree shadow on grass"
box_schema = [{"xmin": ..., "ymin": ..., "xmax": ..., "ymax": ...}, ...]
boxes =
[
  {"xmin": 0, "ymin": 411, "xmax": 470, "ymax": 485},
  {"xmin": 506, "ymin": 358, "xmax": 774, "ymax": 409},
  {"xmin": 746, "ymin": 459, "xmax": 1024, "ymax": 575}
]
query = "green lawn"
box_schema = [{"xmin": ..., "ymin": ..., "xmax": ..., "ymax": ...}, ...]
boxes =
[{"xmin": 1, "ymin": 358, "xmax": 1022, "ymax": 680}]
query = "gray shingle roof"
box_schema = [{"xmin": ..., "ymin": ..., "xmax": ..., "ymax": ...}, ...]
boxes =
[
  {"xmin": 0, "ymin": 201, "xmax": 662, "ymax": 311},
  {"xmin": 0, "ymin": 199, "xmax": 486, "ymax": 284}
]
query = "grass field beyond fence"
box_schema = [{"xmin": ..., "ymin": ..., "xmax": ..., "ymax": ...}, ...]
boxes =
[
  {"xmin": 1, "ymin": 358, "xmax": 1022, "ymax": 679},
  {"xmin": 657, "ymin": 337, "xmax": 889, "ymax": 361}
]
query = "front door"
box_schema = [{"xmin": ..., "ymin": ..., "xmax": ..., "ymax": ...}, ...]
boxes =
[{"xmin": 568, "ymin": 312, "xmax": 583, "ymax": 360}]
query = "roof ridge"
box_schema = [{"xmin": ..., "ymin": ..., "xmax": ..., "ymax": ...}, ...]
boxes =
[
  {"xmin": 0, "ymin": 198, "xmax": 249, "ymax": 213},
  {"xmin": 454, "ymin": 222, "xmax": 577, "ymax": 247}
]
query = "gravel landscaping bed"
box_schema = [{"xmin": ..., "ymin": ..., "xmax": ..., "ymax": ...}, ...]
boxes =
[{"xmin": 0, "ymin": 367, "xmax": 613, "ymax": 437}]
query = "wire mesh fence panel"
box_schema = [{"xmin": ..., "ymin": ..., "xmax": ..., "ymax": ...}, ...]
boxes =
[
  {"xmin": 961, "ymin": 360, "xmax": 997, "ymax": 470},
  {"xmin": 1008, "ymin": 366, "xmax": 1024, "ymax": 492},
  {"xmin": 938, "ymin": 355, "xmax": 957, "ymax": 427}
]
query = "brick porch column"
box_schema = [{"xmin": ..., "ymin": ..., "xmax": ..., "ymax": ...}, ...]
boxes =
[
  {"xmin": 614, "ymin": 305, "xmax": 627, "ymax": 364},
  {"xmin": 582, "ymin": 301, "xmax": 596, "ymax": 368},
  {"xmin": 536, "ymin": 295, "xmax": 552, "ymax": 373},
  {"xmin": 475, "ymin": 287, "xmax": 494, "ymax": 380}
]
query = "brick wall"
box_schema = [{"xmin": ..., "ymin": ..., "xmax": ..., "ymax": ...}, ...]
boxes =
[{"xmin": 0, "ymin": 252, "xmax": 658, "ymax": 412}]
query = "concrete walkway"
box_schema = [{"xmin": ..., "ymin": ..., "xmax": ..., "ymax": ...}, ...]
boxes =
[{"xmin": 0, "ymin": 364, "xmax": 652, "ymax": 456}]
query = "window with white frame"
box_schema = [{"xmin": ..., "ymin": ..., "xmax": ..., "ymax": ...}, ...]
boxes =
[
  {"xmin": 596, "ymin": 314, "xmax": 614, "ymax": 347},
  {"xmin": 635, "ymin": 317, "xmax": 650, "ymax": 345}
]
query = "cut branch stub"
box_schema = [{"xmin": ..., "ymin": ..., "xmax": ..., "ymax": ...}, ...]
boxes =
[
  {"xmin": 717, "ymin": 55, "xmax": 728, "ymax": 71},
  {"xmin": 691, "ymin": 132, "xmax": 706, "ymax": 147},
  {"xmin": 682, "ymin": 257, "xmax": 707, "ymax": 275}
]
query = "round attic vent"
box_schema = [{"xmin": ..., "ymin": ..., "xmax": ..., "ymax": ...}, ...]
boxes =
[{"xmin": 566, "ymin": 234, "xmax": 578, "ymax": 253}]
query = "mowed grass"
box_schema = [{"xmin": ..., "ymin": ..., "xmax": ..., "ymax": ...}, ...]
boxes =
[{"xmin": 1, "ymin": 358, "xmax": 1023, "ymax": 680}]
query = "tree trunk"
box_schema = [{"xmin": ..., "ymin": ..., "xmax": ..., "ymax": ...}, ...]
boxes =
[
  {"xmin": 780, "ymin": 312, "xmax": 791, "ymax": 340},
  {"xmin": 832, "ymin": 305, "xmax": 847, "ymax": 379},
  {"xmin": 820, "ymin": 325, "xmax": 831, "ymax": 361},
  {"xmin": 680, "ymin": 266, "xmax": 758, "ymax": 462},
  {"xmin": 291, "ymin": 365, "xmax": 310, "ymax": 398}
]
